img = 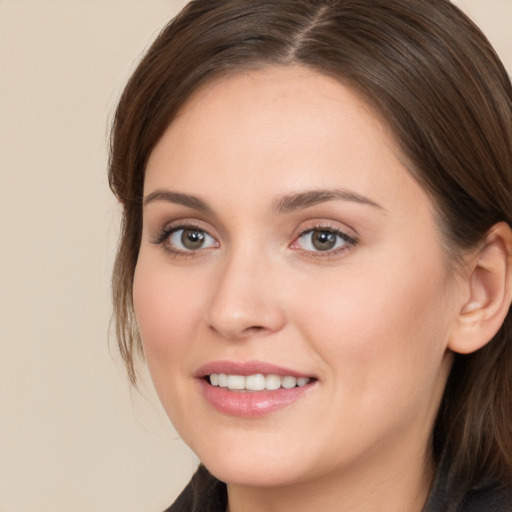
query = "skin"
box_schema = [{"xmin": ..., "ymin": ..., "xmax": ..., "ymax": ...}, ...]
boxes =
[{"xmin": 133, "ymin": 66, "xmax": 470, "ymax": 512}]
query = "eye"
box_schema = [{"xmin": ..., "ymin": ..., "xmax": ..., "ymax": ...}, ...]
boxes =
[
  {"xmin": 169, "ymin": 227, "xmax": 217, "ymax": 251},
  {"xmin": 292, "ymin": 227, "xmax": 356, "ymax": 253},
  {"xmin": 151, "ymin": 224, "xmax": 219, "ymax": 255}
]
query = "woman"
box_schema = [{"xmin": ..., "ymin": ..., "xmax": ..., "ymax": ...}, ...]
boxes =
[{"xmin": 108, "ymin": 1, "xmax": 512, "ymax": 511}]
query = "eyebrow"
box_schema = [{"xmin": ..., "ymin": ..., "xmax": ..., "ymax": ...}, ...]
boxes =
[
  {"xmin": 272, "ymin": 188, "xmax": 383, "ymax": 213},
  {"xmin": 143, "ymin": 190, "xmax": 212, "ymax": 212},
  {"xmin": 143, "ymin": 187, "xmax": 383, "ymax": 213}
]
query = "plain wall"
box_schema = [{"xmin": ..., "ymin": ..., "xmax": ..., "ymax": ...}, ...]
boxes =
[{"xmin": 0, "ymin": 1, "xmax": 510, "ymax": 511}]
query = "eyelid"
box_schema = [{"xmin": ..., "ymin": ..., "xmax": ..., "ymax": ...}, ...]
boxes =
[
  {"xmin": 292, "ymin": 219, "xmax": 358, "ymax": 240},
  {"xmin": 148, "ymin": 218, "xmax": 357, "ymax": 258},
  {"xmin": 289, "ymin": 221, "xmax": 358, "ymax": 256},
  {"xmin": 150, "ymin": 220, "xmax": 220, "ymax": 256},
  {"xmin": 150, "ymin": 217, "xmax": 215, "ymax": 240},
  {"xmin": 170, "ymin": 228, "xmax": 218, "ymax": 249}
]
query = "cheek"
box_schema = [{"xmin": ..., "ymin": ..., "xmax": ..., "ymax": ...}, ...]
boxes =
[
  {"xmin": 132, "ymin": 261, "xmax": 204, "ymax": 366},
  {"xmin": 132, "ymin": 259, "xmax": 213, "ymax": 428},
  {"xmin": 293, "ymin": 253, "xmax": 454, "ymax": 399}
]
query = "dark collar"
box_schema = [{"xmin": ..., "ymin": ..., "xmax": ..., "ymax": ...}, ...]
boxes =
[{"xmin": 166, "ymin": 463, "xmax": 512, "ymax": 512}]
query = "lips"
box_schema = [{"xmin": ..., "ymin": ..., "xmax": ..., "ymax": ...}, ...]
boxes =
[
  {"xmin": 196, "ymin": 360, "xmax": 314, "ymax": 378},
  {"xmin": 195, "ymin": 361, "xmax": 317, "ymax": 417}
]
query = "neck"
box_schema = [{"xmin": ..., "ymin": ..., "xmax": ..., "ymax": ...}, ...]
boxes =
[{"xmin": 226, "ymin": 444, "xmax": 435, "ymax": 512}]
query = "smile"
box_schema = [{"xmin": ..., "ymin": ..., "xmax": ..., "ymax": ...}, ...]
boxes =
[
  {"xmin": 208, "ymin": 373, "xmax": 312, "ymax": 391},
  {"xmin": 196, "ymin": 362, "xmax": 317, "ymax": 417}
]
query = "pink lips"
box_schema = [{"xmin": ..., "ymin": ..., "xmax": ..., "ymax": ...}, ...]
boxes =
[
  {"xmin": 195, "ymin": 360, "xmax": 316, "ymax": 418},
  {"xmin": 195, "ymin": 360, "xmax": 312, "ymax": 379}
]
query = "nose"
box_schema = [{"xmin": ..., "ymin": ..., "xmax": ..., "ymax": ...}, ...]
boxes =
[{"xmin": 206, "ymin": 250, "xmax": 286, "ymax": 341}]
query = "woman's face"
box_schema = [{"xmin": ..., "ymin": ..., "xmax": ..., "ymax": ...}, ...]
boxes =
[{"xmin": 134, "ymin": 67, "xmax": 464, "ymax": 488}]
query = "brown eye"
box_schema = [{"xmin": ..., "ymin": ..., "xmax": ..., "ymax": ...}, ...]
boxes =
[
  {"xmin": 311, "ymin": 230, "xmax": 337, "ymax": 251},
  {"xmin": 181, "ymin": 228, "xmax": 207, "ymax": 250},
  {"xmin": 293, "ymin": 227, "xmax": 355, "ymax": 254},
  {"xmin": 167, "ymin": 227, "xmax": 218, "ymax": 252}
]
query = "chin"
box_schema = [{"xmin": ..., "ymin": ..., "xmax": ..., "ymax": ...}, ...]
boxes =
[
  {"xmin": 189, "ymin": 433, "xmax": 328, "ymax": 489},
  {"xmin": 203, "ymin": 456, "xmax": 304, "ymax": 488}
]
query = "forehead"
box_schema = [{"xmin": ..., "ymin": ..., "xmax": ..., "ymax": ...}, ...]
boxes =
[
  {"xmin": 144, "ymin": 66, "xmax": 432, "ymax": 224},
  {"xmin": 177, "ymin": 65, "xmax": 377, "ymax": 121},
  {"xmin": 147, "ymin": 67, "xmax": 401, "ymax": 180}
]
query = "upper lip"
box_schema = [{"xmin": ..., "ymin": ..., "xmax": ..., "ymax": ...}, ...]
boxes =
[{"xmin": 194, "ymin": 360, "xmax": 315, "ymax": 379}]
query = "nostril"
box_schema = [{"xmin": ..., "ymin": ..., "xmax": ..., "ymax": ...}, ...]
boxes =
[
  {"xmin": 243, "ymin": 326, "xmax": 264, "ymax": 333},
  {"xmin": 238, "ymin": 325, "xmax": 271, "ymax": 338}
]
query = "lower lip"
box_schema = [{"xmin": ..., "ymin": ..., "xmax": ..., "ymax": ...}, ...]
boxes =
[{"xmin": 199, "ymin": 379, "xmax": 314, "ymax": 417}]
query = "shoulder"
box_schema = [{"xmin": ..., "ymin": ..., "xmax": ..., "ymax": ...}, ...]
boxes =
[
  {"xmin": 163, "ymin": 465, "xmax": 226, "ymax": 512},
  {"xmin": 164, "ymin": 462, "xmax": 512, "ymax": 512},
  {"xmin": 458, "ymin": 483, "xmax": 512, "ymax": 512},
  {"xmin": 423, "ymin": 459, "xmax": 512, "ymax": 512}
]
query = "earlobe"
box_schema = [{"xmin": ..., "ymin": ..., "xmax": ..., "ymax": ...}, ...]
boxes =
[{"xmin": 449, "ymin": 222, "xmax": 512, "ymax": 355}]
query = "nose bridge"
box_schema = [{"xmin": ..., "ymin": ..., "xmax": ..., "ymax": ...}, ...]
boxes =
[{"xmin": 206, "ymin": 242, "xmax": 285, "ymax": 340}]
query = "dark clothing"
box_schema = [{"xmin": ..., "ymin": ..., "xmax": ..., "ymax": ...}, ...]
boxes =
[
  {"xmin": 164, "ymin": 463, "xmax": 512, "ymax": 512},
  {"xmin": 165, "ymin": 465, "xmax": 226, "ymax": 512},
  {"xmin": 422, "ymin": 459, "xmax": 512, "ymax": 512}
]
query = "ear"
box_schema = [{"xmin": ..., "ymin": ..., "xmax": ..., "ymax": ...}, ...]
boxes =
[{"xmin": 449, "ymin": 222, "xmax": 512, "ymax": 355}]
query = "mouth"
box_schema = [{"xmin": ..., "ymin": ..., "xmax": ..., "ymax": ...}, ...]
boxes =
[
  {"xmin": 206, "ymin": 373, "xmax": 313, "ymax": 391},
  {"xmin": 196, "ymin": 361, "xmax": 317, "ymax": 417}
]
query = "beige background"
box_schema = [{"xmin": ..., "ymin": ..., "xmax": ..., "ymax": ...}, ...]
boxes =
[{"xmin": 0, "ymin": 1, "xmax": 510, "ymax": 511}]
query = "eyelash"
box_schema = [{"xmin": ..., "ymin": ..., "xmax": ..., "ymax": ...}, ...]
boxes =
[
  {"xmin": 292, "ymin": 224, "xmax": 358, "ymax": 259},
  {"xmin": 150, "ymin": 222, "xmax": 358, "ymax": 259},
  {"xmin": 150, "ymin": 222, "xmax": 217, "ymax": 258}
]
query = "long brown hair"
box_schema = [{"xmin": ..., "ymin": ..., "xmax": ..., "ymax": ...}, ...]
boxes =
[{"xmin": 109, "ymin": 0, "xmax": 512, "ymax": 487}]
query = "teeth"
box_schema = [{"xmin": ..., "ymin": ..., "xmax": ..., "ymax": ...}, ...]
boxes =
[
  {"xmin": 218, "ymin": 373, "xmax": 228, "ymax": 387},
  {"xmin": 208, "ymin": 373, "xmax": 312, "ymax": 391},
  {"xmin": 246, "ymin": 374, "xmax": 266, "ymax": 391},
  {"xmin": 265, "ymin": 374, "xmax": 281, "ymax": 391},
  {"xmin": 226, "ymin": 375, "xmax": 245, "ymax": 390},
  {"xmin": 282, "ymin": 376, "xmax": 297, "ymax": 389}
]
